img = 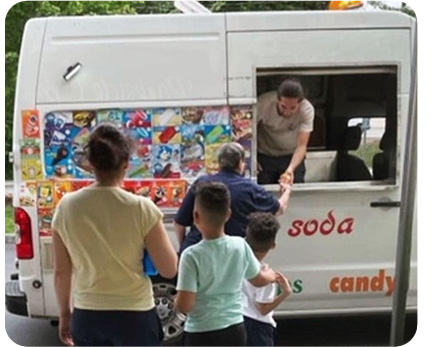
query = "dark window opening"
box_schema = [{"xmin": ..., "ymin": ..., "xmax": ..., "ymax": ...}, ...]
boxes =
[{"xmin": 256, "ymin": 68, "xmax": 397, "ymax": 184}]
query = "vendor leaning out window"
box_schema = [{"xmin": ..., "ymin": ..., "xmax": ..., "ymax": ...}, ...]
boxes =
[{"xmin": 256, "ymin": 78, "xmax": 315, "ymax": 185}]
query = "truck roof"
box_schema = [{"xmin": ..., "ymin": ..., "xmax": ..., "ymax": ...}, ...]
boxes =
[
  {"xmin": 225, "ymin": 10, "xmax": 414, "ymax": 31},
  {"xmin": 29, "ymin": 10, "xmax": 413, "ymax": 32}
]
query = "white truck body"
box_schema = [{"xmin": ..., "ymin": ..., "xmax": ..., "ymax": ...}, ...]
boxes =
[{"xmin": 8, "ymin": 11, "xmax": 416, "ymax": 342}]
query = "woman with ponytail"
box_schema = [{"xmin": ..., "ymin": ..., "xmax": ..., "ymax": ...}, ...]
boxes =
[{"xmin": 52, "ymin": 124, "xmax": 177, "ymax": 346}]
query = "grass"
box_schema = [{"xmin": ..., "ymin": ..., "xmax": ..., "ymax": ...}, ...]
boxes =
[
  {"xmin": 350, "ymin": 140, "xmax": 381, "ymax": 170},
  {"xmin": 5, "ymin": 205, "xmax": 14, "ymax": 234}
]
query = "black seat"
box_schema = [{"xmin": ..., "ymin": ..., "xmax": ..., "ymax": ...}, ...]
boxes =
[
  {"xmin": 335, "ymin": 126, "xmax": 372, "ymax": 182},
  {"xmin": 373, "ymin": 132, "xmax": 393, "ymax": 180}
]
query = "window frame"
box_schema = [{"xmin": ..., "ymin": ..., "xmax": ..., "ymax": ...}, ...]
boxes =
[{"xmin": 255, "ymin": 66, "xmax": 399, "ymax": 191}]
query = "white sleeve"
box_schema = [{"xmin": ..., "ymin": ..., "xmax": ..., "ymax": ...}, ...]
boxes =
[
  {"xmin": 299, "ymin": 100, "xmax": 315, "ymax": 132},
  {"xmin": 255, "ymin": 283, "xmax": 277, "ymax": 304}
]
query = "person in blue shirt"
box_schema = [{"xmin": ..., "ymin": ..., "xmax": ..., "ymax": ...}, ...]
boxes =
[
  {"xmin": 174, "ymin": 142, "xmax": 292, "ymax": 253},
  {"xmin": 175, "ymin": 181, "xmax": 277, "ymax": 346}
]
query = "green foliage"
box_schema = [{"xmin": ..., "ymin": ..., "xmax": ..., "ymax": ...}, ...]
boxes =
[
  {"xmin": 351, "ymin": 141, "xmax": 381, "ymax": 170},
  {"xmin": 202, "ymin": 1, "xmax": 329, "ymax": 12},
  {"xmin": 5, "ymin": 206, "xmax": 14, "ymax": 234}
]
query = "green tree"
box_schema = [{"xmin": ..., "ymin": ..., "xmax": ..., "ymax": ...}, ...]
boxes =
[{"xmin": 201, "ymin": 1, "xmax": 328, "ymax": 12}]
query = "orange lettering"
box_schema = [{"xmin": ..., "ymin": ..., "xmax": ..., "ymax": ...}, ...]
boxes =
[
  {"xmin": 371, "ymin": 270, "xmax": 385, "ymax": 292},
  {"xmin": 356, "ymin": 277, "xmax": 370, "ymax": 292},
  {"xmin": 341, "ymin": 277, "xmax": 354, "ymax": 292},
  {"xmin": 386, "ymin": 276, "xmax": 395, "ymax": 296},
  {"xmin": 330, "ymin": 277, "xmax": 340, "ymax": 292}
]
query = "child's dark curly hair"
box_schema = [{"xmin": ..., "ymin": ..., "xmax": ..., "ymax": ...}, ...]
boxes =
[{"xmin": 246, "ymin": 212, "xmax": 280, "ymax": 253}]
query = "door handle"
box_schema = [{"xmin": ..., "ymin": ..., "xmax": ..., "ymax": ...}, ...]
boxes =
[{"xmin": 370, "ymin": 201, "xmax": 401, "ymax": 208}]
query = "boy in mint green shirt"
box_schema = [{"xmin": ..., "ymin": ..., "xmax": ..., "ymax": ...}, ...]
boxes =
[{"xmin": 175, "ymin": 182, "xmax": 277, "ymax": 346}]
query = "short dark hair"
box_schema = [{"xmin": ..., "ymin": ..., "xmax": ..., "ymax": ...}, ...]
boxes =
[
  {"xmin": 246, "ymin": 212, "xmax": 280, "ymax": 253},
  {"xmin": 194, "ymin": 181, "xmax": 230, "ymax": 225},
  {"xmin": 218, "ymin": 142, "xmax": 245, "ymax": 171},
  {"xmin": 277, "ymin": 78, "xmax": 305, "ymax": 100},
  {"xmin": 87, "ymin": 124, "xmax": 131, "ymax": 173}
]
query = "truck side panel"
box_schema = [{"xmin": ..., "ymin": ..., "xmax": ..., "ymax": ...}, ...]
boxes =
[
  {"xmin": 37, "ymin": 15, "xmax": 227, "ymax": 104},
  {"xmin": 13, "ymin": 18, "xmax": 48, "ymax": 317}
]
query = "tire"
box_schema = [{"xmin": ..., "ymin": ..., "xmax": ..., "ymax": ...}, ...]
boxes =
[{"xmin": 152, "ymin": 275, "xmax": 186, "ymax": 346}]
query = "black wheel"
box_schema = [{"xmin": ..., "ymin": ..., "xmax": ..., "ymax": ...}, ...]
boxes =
[{"xmin": 152, "ymin": 276, "xmax": 186, "ymax": 345}]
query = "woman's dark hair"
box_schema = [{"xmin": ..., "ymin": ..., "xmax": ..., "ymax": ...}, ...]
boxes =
[
  {"xmin": 277, "ymin": 78, "xmax": 305, "ymax": 101},
  {"xmin": 87, "ymin": 124, "xmax": 131, "ymax": 173}
]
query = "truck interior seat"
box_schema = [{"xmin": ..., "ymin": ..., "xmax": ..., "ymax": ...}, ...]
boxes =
[
  {"xmin": 308, "ymin": 111, "xmax": 326, "ymax": 148},
  {"xmin": 373, "ymin": 131, "xmax": 393, "ymax": 180},
  {"xmin": 335, "ymin": 126, "xmax": 372, "ymax": 181}
]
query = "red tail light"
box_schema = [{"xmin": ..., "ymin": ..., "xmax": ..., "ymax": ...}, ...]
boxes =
[{"xmin": 15, "ymin": 208, "xmax": 34, "ymax": 259}]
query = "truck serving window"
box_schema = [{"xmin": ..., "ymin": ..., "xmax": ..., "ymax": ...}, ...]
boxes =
[{"xmin": 256, "ymin": 67, "xmax": 397, "ymax": 186}]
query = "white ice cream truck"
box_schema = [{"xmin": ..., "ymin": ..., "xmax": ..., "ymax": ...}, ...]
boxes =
[{"xmin": 7, "ymin": 7, "xmax": 416, "ymax": 344}]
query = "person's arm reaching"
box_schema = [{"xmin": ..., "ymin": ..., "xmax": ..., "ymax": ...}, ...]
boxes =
[
  {"xmin": 52, "ymin": 230, "xmax": 74, "ymax": 346},
  {"xmin": 146, "ymin": 219, "xmax": 178, "ymax": 279},
  {"xmin": 249, "ymin": 265, "xmax": 277, "ymax": 287},
  {"xmin": 282, "ymin": 131, "xmax": 310, "ymax": 185},
  {"xmin": 256, "ymin": 272, "xmax": 293, "ymax": 316},
  {"xmin": 275, "ymin": 183, "xmax": 291, "ymax": 217}
]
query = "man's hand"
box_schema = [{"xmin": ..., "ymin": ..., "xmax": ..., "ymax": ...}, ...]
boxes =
[
  {"xmin": 59, "ymin": 313, "xmax": 74, "ymax": 346},
  {"xmin": 276, "ymin": 271, "xmax": 293, "ymax": 297},
  {"xmin": 280, "ymin": 167, "xmax": 294, "ymax": 185}
]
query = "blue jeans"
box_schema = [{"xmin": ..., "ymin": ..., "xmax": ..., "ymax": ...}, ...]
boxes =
[{"xmin": 71, "ymin": 307, "xmax": 163, "ymax": 346}]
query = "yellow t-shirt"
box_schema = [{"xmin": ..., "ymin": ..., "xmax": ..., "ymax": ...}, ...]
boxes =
[{"xmin": 52, "ymin": 185, "xmax": 163, "ymax": 311}]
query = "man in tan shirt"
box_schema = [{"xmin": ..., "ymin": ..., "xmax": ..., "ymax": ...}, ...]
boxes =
[{"xmin": 257, "ymin": 79, "xmax": 315, "ymax": 184}]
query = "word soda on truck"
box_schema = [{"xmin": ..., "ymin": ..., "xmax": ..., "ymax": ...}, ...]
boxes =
[{"xmin": 7, "ymin": 6, "xmax": 416, "ymax": 344}]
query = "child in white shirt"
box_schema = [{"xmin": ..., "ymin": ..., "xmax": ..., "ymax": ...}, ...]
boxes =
[{"xmin": 242, "ymin": 212, "xmax": 293, "ymax": 346}]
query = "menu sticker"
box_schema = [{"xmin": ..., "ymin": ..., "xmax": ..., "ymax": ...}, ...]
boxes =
[{"xmin": 22, "ymin": 110, "xmax": 40, "ymax": 138}]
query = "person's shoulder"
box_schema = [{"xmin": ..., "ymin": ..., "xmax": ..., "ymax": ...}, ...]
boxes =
[
  {"xmin": 117, "ymin": 187, "xmax": 149, "ymax": 204},
  {"xmin": 180, "ymin": 242, "xmax": 203, "ymax": 261},
  {"xmin": 258, "ymin": 91, "xmax": 277, "ymax": 105},
  {"xmin": 58, "ymin": 188, "xmax": 86, "ymax": 206},
  {"xmin": 191, "ymin": 174, "xmax": 214, "ymax": 187},
  {"xmin": 137, "ymin": 195, "xmax": 158, "ymax": 208},
  {"xmin": 226, "ymin": 235, "xmax": 248, "ymax": 248},
  {"xmin": 300, "ymin": 99, "xmax": 315, "ymax": 115}
]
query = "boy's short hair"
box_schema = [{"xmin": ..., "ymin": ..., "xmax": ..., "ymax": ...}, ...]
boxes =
[
  {"xmin": 194, "ymin": 181, "xmax": 230, "ymax": 225},
  {"xmin": 246, "ymin": 212, "xmax": 280, "ymax": 253}
]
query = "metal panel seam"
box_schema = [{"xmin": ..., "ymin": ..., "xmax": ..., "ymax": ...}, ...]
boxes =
[{"xmin": 35, "ymin": 19, "xmax": 49, "ymax": 108}]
